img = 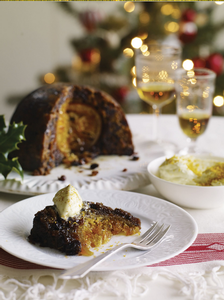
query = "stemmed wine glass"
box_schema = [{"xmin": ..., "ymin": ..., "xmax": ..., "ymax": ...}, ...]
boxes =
[
  {"xmin": 135, "ymin": 43, "xmax": 181, "ymax": 154},
  {"xmin": 176, "ymin": 68, "xmax": 216, "ymax": 154}
]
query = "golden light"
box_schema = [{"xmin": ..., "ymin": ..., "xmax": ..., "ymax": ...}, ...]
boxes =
[
  {"xmin": 124, "ymin": 2, "xmax": 135, "ymax": 13},
  {"xmin": 213, "ymin": 95, "xmax": 224, "ymax": 107},
  {"xmin": 132, "ymin": 77, "xmax": 137, "ymax": 87},
  {"xmin": 189, "ymin": 78, "xmax": 197, "ymax": 85},
  {"xmin": 138, "ymin": 33, "xmax": 148, "ymax": 40},
  {"xmin": 215, "ymin": 1, "xmax": 224, "ymax": 4},
  {"xmin": 142, "ymin": 72, "xmax": 150, "ymax": 83},
  {"xmin": 161, "ymin": 4, "xmax": 174, "ymax": 15},
  {"xmin": 165, "ymin": 22, "xmax": 179, "ymax": 33},
  {"xmin": 139, "ymin": 12, "xmax": 150, "ymax": 24},
  {"xmin": 91, "ymin": 50, "xmax": 101, "ymax": 64},
  {"xmin": 172, "ymin": 8, "xmax": 181, "ymax": 19},
  {"xmin": 187, "ymin": 105, "xmax": 196, "ymax": 111},
  {"xmin": 131, "ymin": 37, "xmax": 143, "ymax": 49},
  {"xmin": 131, "ymin": 66, "xmax": 136, "ymax": 76},
  {"xmin": 183, "ymin": 59, "xmax": 194, "ymax": 71},
  {"xmin": 44, "ymin": 73, "xmax": 55, "ymax": 84},
  {"xmin": 140, "ymin": 44, "xmax": 148, "ymax": 53},
  {"xmin": 182, "ymin": 91, "xmax": 190, "ymax": 97},
  {"xmin": 159, "ymin": 70, "xmax": 168, "ymax": 80},
  {"xmin": 171, "ymin": 61, "xmax": 178, "ymax": 70},
  {"xmin": 123, "ymin": 48, "xmax": 134, "ymax": 58},
  {"xmin": 167, "ymin": 78, "xmax": 174, "ymax": 84},
  {"xmin": 143, "ymin": 50, "xmax": 150, "ymax": 57},
  {"xmin": 187, "ymin": 70, "xmax": 195, "ymax": 77},
  {"xmin": 203, "ymin": 91, "xmax": 209, "ymax": 98}
]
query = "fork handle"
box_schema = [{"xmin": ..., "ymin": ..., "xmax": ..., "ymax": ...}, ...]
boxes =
[{"xmin": 60, "ymin": 243, "xmax": 130, "ymax": 279}]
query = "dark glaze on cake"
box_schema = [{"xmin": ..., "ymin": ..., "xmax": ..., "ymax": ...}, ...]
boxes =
[
  {"xmin": 10, "ymin": 83, "xmax": 134, "ymax": 175},
  {"xmin": 28, "ymin": 202, "xmax": 141, "ymax": 256}
]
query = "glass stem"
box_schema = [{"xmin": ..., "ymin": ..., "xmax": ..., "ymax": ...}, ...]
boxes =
[
  {"xmin": 187, "ymin": 137, "xmax": 197, "ymax": 153},
  {"xmin": 152, "ymin": 104, "xmax": 161, "ymax": 143}
]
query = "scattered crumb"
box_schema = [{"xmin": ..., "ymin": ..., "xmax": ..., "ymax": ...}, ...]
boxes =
[
  {"xmin": 123, "ymin": 255, "xmax": 126, "ymax": 257},
  {"xmin": 122, "ymin": 168, "xmax": 127, "ymax": 172},
  {"xmin": 90, "ymin": 163, "xmax": 99, "ymax": 170},
  {"xmin": 58, "ymin": 175, "xmax": 66, "ymax": 181},
  {"xmin": 131, "ymin": 156, "xmax": 139, "ymax": 161},
  {"xmin": 89, "ymin": 170, "xmax": 99, "ymax": 176}
]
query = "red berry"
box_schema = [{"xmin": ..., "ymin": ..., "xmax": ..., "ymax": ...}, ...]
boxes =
[
  {"xmin": 206, "ymin": 53, "xmax": 223, "ymax": 75},
  {"xmin": 182, "ymin": 9, "xmax": 196, "ymax": 22},
  {"xmin": 192, "ymin": 57, "xmax": 206, "ymax": 68},
  {"xmin": 113, "ymin": 87, "xmax": 129, "ymax": 103},
  {"xmin": 179, "ymin": 22, "xmax": 197, "ymax": 44}
]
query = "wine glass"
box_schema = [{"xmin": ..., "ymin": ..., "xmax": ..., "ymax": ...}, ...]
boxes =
[
  {"xmin": 135, "ymin": 43, "xmax": 181, "ymax": 154},
  {"xmin": 176, "ymin": 68, "xmax": 216, "ymax": 154}
]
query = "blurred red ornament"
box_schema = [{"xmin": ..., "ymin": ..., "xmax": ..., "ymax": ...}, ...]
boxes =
[
  {"xmin": 181, "ymin": 9, "xmax": 196, "ymax": 22},
  {"xmin": 113, "ymin": 87, "xmax": 129, "ymax": 103},
  {"xmin": 79, "ymin": 48, "xmax": 100, "ymax": 64},
  {"xmin": 179, "ymin": 22, "xmax": 197, "ymax": 44},
  {"xmin": 79, "ymin": 10, "xmax": 103, "ymax": 32},
  {"xmin": 206, "ymin": 53, "xmax": 223, "ymax": 75},
  {"xmin": 79, "ymin": 48, "xmax": 94, "ymax": 63},
  {"xmin": 192, "ymin": 57, "xmax": 206, "ymax": 68}
]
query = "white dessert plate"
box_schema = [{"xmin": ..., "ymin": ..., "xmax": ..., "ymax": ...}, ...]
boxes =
[
  {"xmin": 0, "ymin": 134, "xmax": 161, "ymax": 196},
  {"xmin": 0, "ymin": 189, "xmax": 198, "ymax": 270}
]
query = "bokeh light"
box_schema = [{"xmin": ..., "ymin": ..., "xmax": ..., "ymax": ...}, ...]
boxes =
[
  {"xmin": 131, "ymin": 37, "xmax": 143, "ymax": 49},
  {"xmin": 44, "ymin": 73, "xmax": 55, "ymax": 84},
  {"xmin": 165, "ymin": 22, "xmax": 179, "ymax": 33},
  {"xmin": 124, "ymin": 2, "xmax": 135, "ymax": 13},
  {"xmin": 123, "ymin": 48, "xmax": 134, "ymax": 57},
  {"xmin": 183, "ymin": 59, "xmax": 194, "ymax": 71},
  {"xmin": 213, "ymin": 96, "xmax": 224, "ymax": 107},
  {"xmin": 139, "ymin": 12, "xmax": 150, "ymax": 24},
  {"xmin": 161, "ymin": 4, "xmax": 174, "ymax": 15}
]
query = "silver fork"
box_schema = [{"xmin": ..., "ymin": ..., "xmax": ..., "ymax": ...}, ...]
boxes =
[{"xmin": 59, "ymin": 222, "xmax": 170, "ymax": 279}]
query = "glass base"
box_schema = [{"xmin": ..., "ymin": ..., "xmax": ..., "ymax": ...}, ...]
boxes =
[
  {"xmin": 178, "ymin": 147, "xmax": 211, "ymax": 156},
  {"xmin": 144, "ymin": 139, "xmax": 177, "ymax": 158},
  {"xmin": 177, "ymin": 138, "xmax": 211, "ymax": 155}
]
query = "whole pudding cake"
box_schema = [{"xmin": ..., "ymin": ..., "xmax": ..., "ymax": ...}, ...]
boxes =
[
  {"xmin": 10, "ymin": 83, "xmax": 134, "ymax": 175},
  {"xmin": 28, "ymin": 185, "xmax": 141, "ymax": 256}
]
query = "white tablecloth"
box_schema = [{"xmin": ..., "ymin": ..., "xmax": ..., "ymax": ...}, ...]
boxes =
[{"xmin": 1, "ymin": 114, "xmax": 224, "ymax": 300}]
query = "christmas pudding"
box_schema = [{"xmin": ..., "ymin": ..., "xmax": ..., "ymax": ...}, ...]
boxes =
[
  {"xmin": 10, "ymin": 83, "xmax": 134, "ymax": 175},
  {"xmin": 28, "ymin": 185, "xmax": 141, "ymax": 255}
]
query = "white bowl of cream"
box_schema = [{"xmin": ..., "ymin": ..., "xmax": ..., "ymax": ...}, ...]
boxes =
[{"xmin": 147, "ymin": 154, "xmax": 224, "ymax": 209}]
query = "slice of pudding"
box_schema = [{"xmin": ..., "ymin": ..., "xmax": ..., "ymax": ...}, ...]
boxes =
[{"xmin": 28, "ymin": 185, "xmax": 141, "ymax": 256}]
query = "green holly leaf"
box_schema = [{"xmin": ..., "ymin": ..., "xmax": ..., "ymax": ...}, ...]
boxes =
[
  {"xmin": 0, "ymin": 115, "xmax": 6, "ymax": 133},
  {"xmin": 0, "ymin": 115, "xmax": 26, "ymax": 180},
  {"xmin": 0, "ymin": 153, "xmax": 24, "ymax": 179}
]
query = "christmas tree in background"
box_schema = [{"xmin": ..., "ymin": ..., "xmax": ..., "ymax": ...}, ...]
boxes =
[{"xmin": 46, "ymin": 2, "xmax": 224, "ymax": 115}]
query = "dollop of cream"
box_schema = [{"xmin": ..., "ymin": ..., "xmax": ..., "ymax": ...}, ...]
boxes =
[
  {"xmin": 53, "ymin": 185, "xmax": 83, "ymax": 220},
  {"xmin": 159, "ymin": 155, "xmax": 224, "ymax": 186}
]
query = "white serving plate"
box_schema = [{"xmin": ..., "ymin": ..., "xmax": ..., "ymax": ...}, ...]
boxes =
[{"xmin": 0, "ymin": 189, "xmax": 197, "ymax": 271}]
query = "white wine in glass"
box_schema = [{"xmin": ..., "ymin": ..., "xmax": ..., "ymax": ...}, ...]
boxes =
[
  {"xmin": 137, "ymin": 82, "xmax": 176, "ymax": 107},
  {"xmin": 176, "ymin": 68, "xmax": 216, "ymax": 154},
  {"xmin": 135, "ymin": 43, "xmax": 181, "ymax": 154},
  {"xmin": 178, "ymin": 111, "xmax": 210, "ymax": 139}
]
